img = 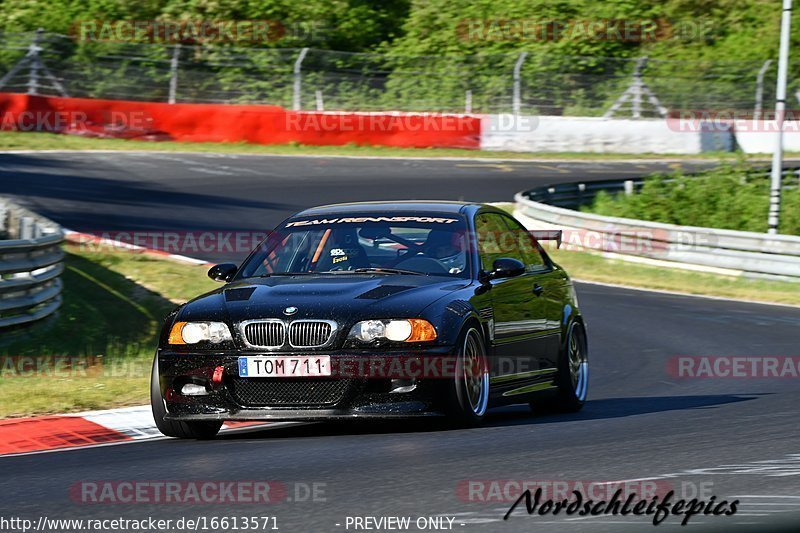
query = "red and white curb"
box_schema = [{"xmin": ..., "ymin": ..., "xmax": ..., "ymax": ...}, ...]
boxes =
[{"xmin": 0, "ymin": 405, "xmax": 282, "ymax": 457}]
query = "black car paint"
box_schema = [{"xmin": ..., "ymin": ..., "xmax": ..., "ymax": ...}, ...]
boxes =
[{"xmin": 155, "ymin": 202, "xmax": 585, "ymax": 421}]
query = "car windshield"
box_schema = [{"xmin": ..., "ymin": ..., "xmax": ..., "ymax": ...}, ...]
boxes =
[{"xmin": 238, "ymin": 213, "xmax": 471, "ymax": 279}]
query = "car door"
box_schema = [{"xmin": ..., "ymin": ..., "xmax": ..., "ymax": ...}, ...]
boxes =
[
  {"xmin": 501, "ymin": 215, "xmax": 563, "ymax": 373},
  {"xmin": 475, "ymin": 213, "xmax": 545, "ymax": 392}
]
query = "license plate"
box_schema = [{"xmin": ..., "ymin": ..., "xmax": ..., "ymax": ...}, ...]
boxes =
[{"xmin": 238, "ymin": 356, "xmax": 331, "ymax": 377}]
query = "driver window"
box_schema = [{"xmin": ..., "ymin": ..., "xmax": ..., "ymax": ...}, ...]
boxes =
[
  {"xmin": 475, "ymin": 213, "xmax": 524, "ymax": 271},
  {"xmin": 501, "ymin": 216, "xmax": 547, "ymax": 271}
]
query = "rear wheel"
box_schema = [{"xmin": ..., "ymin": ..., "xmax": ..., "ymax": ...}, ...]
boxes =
[
  {"xmin": 150, "ymin": 356, "xmax": 222, "ymax": 439},
  {"xmin": 531, "ymin": 322, "xmax": 588, "ymax": 413},
  {"xmin": 445, "ymin": 327, "xmax": 490, "ymax": 426}
]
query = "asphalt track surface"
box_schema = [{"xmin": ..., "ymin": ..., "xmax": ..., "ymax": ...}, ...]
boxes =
[{"xmin": 1, "ymin": 152, "xmax": 799, "ymax": 532}]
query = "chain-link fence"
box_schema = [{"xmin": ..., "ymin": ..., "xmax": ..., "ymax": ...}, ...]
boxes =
[{"xmin": 0, "ymin": 30, "xmax": 784, "ymax": 117}]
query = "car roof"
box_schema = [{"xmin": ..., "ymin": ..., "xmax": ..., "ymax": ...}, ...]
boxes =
[{"xmin": 294, "ymin": 201, "xmax": 490, "ymax": 218}]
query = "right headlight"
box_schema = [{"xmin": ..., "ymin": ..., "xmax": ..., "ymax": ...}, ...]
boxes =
[
  {"xmin": 348, "ymin": 319, "xmax": 437, "ymax": 343},
  {"xmin": 168, "ymin": 321, "xmax": 232, "ymax": 345}
]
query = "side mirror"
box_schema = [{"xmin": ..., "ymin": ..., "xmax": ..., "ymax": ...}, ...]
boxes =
[
  {"xmin": 208, "ymin": 263, "xmax": 238, "ymax": 283},
  {"xmin": 488, "ymin": 258, "xmax": 525, "ymax": 280}
]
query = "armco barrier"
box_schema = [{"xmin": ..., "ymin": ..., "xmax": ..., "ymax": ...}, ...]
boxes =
[
  {"xmin": 514, "ymin": 180, "xmax": 800, "ymax": 281},
  {"xmin": 0, "ymin": 93, "xmax": 481, "ymax": 149},
  {"xmin": 0, "ymin": 198, "xmax": 64, "ymax": 328}
]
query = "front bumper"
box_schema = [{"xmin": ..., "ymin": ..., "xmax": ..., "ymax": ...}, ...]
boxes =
[{"xmin": 157, "ymin": 347, "xmax": 456, "ymax": 421}]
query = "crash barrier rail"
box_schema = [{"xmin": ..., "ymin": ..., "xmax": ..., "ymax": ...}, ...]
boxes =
[
  {"xmin": 514, "ymin": 173, "xmax": 800, "ymax": 281},
  {"xmin": 0, "ymin": 198, "xmax": 64, "ymax": 328}
]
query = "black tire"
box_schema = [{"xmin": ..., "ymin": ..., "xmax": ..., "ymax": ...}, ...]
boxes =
[
  {"xmin": 150, "ymin": 355, "xmax": 222, "ymax": 439},
  {"xmin": 445, "ymin": 327, "xmax": 490, "ymax": 426},
  {"xmin": 531, "ymin": 322, "xmax": 588, "ymax": 414}
]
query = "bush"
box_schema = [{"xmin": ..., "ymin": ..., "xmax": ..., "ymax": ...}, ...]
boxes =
[{"xmin": 583, "ymin": 163, "xmax": 800, "ymax": 235}]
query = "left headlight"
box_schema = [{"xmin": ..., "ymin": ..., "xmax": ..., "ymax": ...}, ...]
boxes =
[
  {"xmin": 168, "ymin": 321, "xmax": 233, "ymax": 345},
  {"xmin": 348, "ymin": 319, "xmax": 437, "ymax": 343}
]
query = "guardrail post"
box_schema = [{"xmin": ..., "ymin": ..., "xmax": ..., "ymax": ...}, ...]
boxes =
[
  {"xmin": 20, "ymin": 217, "xmax": 34, "ymax": 239},
  {"xmin": 624, "ymin": 180, "xmax": 634, "ymax": 195}
]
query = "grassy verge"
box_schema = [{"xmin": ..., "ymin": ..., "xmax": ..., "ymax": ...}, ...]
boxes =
[
  {"xmin": 548, "ymin": 247, "xmax": 800, "ymax": 306},
  {"xmin": 0, "ymin": 244, "xmax": 215, "ymax": 418},
  {"xmin": 0, "ymin": 130, "xmax": 787, "ymax": 160}
]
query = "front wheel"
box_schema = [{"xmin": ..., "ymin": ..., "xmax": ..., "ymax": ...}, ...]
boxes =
[
  {"xmin": 150, "ymin": 355, "xmax": 222, "ymax": 439},
  {"xmin": 532, "ymin": 322, "xmax": 588, "ymax": 413},
  {"xmin": 445, "ymin": 327, "xmax": 490, "ymax": 426}
]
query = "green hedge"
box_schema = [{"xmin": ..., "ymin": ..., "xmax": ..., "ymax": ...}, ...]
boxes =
[{"xmin": 583, "ymin": 163, "xmax": 800, "ymax": 235}]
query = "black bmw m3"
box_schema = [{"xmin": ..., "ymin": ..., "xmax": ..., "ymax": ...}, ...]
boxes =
[{"xmin": 151, "ymin": 201, "xmax": 588, "ymax": 438}]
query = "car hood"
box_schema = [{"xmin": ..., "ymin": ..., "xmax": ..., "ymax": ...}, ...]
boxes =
[{"xmin": 177, "ymin": 274, "xmax": 470, "ymax": 324}]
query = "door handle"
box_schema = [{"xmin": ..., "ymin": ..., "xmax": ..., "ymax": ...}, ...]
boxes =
[{"xmin": 532, "ymin": 284, "xmax": 544, "ymax": 296}]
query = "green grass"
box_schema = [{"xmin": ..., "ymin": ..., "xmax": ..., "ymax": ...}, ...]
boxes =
[
  {"xmin": 0, "ymin": 244, "xmax": 216, "ymax": 418},
  {"xmin": 0, "ymin": 130, "xmax": 788, "ymax": 160},
  {"xmin": 548, "ymin": 247, "xmax": 800, "ymax": 306}
]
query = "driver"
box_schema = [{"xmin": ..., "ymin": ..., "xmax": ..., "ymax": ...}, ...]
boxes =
[
  {"xmin": 421, "ymin": 229, "xmax": 466, "ymax": 273},
  {"xmin": 423, "ymin": 229, "xmax": 462, "ymax": 258}
]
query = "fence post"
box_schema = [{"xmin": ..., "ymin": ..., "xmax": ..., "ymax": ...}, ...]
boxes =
[
  {"xmin": 315, "ymin": 90, "xmax": 324, "ymax": 111},
  {"xmin": 168, "ymin": 44, "xmax": 181, "ymax": 104},
  {"xmin": 293, "ymin": 47, "xmax": 310, "ymax": 111},
  {"xmin": 0, "ymin": 201, "xmax": 7, "ymax": 233},
  {"xmin": 512, "ymin": 52, "xmax": 527, "ymax": 116},
  {"xmin": 465, "ymin": 90, "xmax": 472, "ymax": 113},
  {"xmin": 26, "ymin": 28, "xmax": 43, "ymax": 96},
  {"xmin": 754, "ymin": 60, "xmax": 772, "ymax": 120},
  {"xmin": 631, "ymin": 57, "xmax": 645, "ymax": 118}
]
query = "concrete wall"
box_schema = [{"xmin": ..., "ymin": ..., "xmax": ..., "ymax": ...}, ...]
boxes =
[
  {"xmin": 481, "ymin": 115, "xmax": 734, "ymax": 154},
  {"xmin": 732, "ymin": 121, "xmax": 800, "ymax": 153}
]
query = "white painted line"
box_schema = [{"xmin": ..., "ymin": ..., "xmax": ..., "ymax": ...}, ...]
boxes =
[{"xmin": 574, "ymin": 278, "xmax": 800, "ymax": 309}]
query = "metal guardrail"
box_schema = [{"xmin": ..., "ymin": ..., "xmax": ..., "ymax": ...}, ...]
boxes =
[
  {"xmin": 0, "ymin": 199, "xmax": 64, "ymax": 328},
  {"xmin": 515, "ymin": 175, "xmax": 800, "ymax": 282}
]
